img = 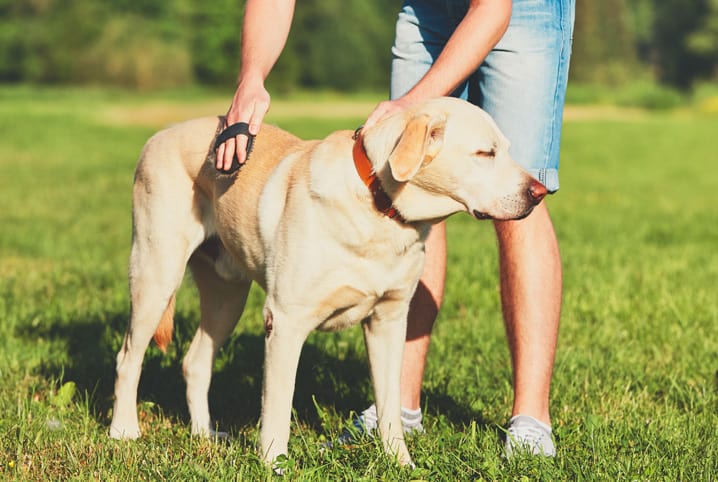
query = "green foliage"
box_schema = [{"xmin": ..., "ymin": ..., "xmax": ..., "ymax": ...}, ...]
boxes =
[
  {"xmin": 280, "ymin": 0, "xmax": 397, "ymax": 91},
  {"xmin": 564, "ymin": 83, "xmax": 611, "ymax": 105},
  {"xmin": 1, "ymin": 0, "xmax": 717, "ymax": 91},
  {"xmin": 188, "ymin": 0, "xmax": 244, "ymax": 85},
  {"xmin": 0, "ymin": 0, "xmax": 194, "ymax": 89},
  {"xmin": 0, "ymin": 0, "xmax": 400, "ymax": 91},
  {"xmin": 651, "ymin": 0, "xmax": 714, "ymax": 89},
  {"xmin": 1, "ymin": 86, "xmax": 718, "ymax": 479},
  {"xmin": 0, "ymin": 0, "xmax": 103, "ymax": 82},
  {"xmin": 571, "ymin": 0, "xmax": 638, "ymax": 85},
  {"xmin": 565, "ymin": 81, "xmax": 691, "ymax": 111},
  {"xmin": 692, "ymin": 81, "xmax": 718, "ymax": 113},
  {"xmin": 686, "ymin": 0, "xmax": 718, "ymax": 70},
  {"xmin": 614, "ymin": 81, "xmax": 686, "ymax": 110},
  {"xmin": 572, "ymin": 0, "xmax": 718, "ymax": 89},
  {"xmin": 80, "ymin": 15, "xmax": 194, "ymax": 90}
]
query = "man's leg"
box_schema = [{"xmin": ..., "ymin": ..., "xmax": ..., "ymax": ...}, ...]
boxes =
[
  {"xmin": 475, "ymin": 0, "xmax": 574, "ymax": 444},
  {"xmin": 400, "ymin": 222, "xmax": 447, "ymax": 411},
  {"xmin": 398, "ymin": 201, "xmax": 561, "ymax": 424},
  {"xmin": 494, "ymin": 201, "xmax": 561, "ymax": 426}
]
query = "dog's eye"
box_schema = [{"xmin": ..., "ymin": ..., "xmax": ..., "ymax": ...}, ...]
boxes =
[{"xmin": 475, "ymin": 149, "xmax": 496, "ymax": 158}]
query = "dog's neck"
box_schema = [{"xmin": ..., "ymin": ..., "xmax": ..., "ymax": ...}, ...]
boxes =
[
  {"xmin": 359, "ymin": 112, "xmax": 469, "ymax": 224},
  {"xmin": 352, "ymin": 131, "xmax": 406, "ymax": 224}
]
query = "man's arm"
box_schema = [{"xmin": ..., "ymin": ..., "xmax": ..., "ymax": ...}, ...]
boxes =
[
  {"xmin": 365, "ymin": 0, "xmax": 512, "ymax": 128},
  {"xmin": 217, "ymin": 0, "xmax": 296, "ymax": 170}
]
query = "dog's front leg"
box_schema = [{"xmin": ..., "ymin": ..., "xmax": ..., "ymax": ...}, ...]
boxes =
[
  {"xmin": 259, "ymin": 304, "xmax": 310, "ymax": 467},
  {"xmin": 362, "ymin": 302, "xmax": 413, "ymax": 467}
]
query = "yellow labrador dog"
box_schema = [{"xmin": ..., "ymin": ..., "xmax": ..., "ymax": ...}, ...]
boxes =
[{"xmin": 109, "ymin": 97, "xmax": 547, "ymax": 467}]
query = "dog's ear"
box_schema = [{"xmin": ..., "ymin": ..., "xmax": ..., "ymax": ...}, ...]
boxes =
[{"xmin": 387, "ymin": 113, "xmax": 446, "ymax": 182}]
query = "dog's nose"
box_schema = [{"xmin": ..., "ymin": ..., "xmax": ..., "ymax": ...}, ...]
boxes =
[{"xmin": 527, "ymin": 179, "xmax": 548, "ymax": 203}]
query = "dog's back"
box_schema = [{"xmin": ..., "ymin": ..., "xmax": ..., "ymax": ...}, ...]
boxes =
[{"xmin": 135, "ymin": 117, "xmax": 302, "ymax": 206}]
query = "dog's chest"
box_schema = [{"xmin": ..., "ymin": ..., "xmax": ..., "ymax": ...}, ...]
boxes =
[
  {"xmin": 304, "ymin": 237, "xmax": 425, "ymax": 332},
  {"xmin": 314, "ymin": 286, "xmax": 380, "ymax": 332}
]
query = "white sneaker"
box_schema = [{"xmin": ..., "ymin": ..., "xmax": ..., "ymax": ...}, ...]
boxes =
[{"xmin": 505, "ymin": 415, "xmax": 556, "ymax": 457}]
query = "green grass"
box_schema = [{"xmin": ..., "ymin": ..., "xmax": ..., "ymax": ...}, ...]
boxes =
[{"xmin": 1, "ymin": 85, "xmax": 716, "ymax": 480}]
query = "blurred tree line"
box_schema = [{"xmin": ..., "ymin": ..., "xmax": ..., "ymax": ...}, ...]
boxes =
[{"xmin": 0, "ymin": 0, "xmax": 716, "ymax": 92}]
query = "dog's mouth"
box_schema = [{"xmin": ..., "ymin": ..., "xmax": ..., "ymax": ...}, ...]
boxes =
[
  {"xmin": 472, "ymin": 205, "xmax": 536, "ymax": 222},
  {"xmin": 472, "ymin": 210, "xmax": 492, "ymax": 220}
]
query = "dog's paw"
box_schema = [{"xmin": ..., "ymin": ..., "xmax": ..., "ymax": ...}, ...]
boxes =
[
  {"xmin": 271, "ymin": 454, "xmax": 294, "ymax": 476},
  {"xmin": 209, "ymin": 428, "xmax": 230, "ymax": 442},
  {"xmin": 109, "ymin": 424, "xmax": 141, "ymax": 440}
]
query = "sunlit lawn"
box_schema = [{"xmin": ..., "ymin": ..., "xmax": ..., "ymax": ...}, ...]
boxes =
[{"xmin": 0, "ymin": 86, "xmax": 716, "ymax": 480}]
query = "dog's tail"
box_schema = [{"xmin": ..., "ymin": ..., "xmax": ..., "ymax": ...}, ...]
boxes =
[{"xmin": 153, "ymin": 294, "xmax": 176, "ymax": 353}]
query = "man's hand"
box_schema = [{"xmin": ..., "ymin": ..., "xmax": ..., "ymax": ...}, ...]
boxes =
[
  {"xmin": 364, "ymin": 97, "xmax": 417, "ymax": 130},
  {"xmin": 216, "ymin": 80, "xmax": 271, "ymax": 171}
]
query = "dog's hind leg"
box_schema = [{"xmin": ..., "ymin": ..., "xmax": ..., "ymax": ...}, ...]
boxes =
[
  {"xmin": 111, "ymin": 242, "xmax": 199, "ymax": 439},
  {"xmin": 110, "ymin": 165, "xmax": 207, "ymax": 440},
  {"xmin": 183, "ymin": 250, "xmax": 251, "ymax": 438}
]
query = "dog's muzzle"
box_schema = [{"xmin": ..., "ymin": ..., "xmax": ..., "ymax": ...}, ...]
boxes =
[{"xmin": 472, "ymin": 179, "xmax": 548, "ymax": 221}]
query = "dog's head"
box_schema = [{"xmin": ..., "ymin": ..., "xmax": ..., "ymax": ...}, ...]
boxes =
[{"xmin": 362, "ymin": 97, "xmax": 547, "ymax": 222}]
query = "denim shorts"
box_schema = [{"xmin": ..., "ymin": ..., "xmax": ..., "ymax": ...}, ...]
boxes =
[{"xmin": 390, "ymin": 0, "xmax": 575, "ymax": 192}]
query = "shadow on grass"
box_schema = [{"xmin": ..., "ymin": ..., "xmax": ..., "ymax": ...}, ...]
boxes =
[{"xmin": 18, "ymin": 307, "xmax": 488, "ymax": 435}]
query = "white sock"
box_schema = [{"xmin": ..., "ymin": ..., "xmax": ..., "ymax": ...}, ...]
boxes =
[
  {"xmin": 400, "ymin": 406, "xmax": 423, "ymax": 431},
  {"xmin": 361, "ymin": 404, "xmax": 424, "ymax": 433}
]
